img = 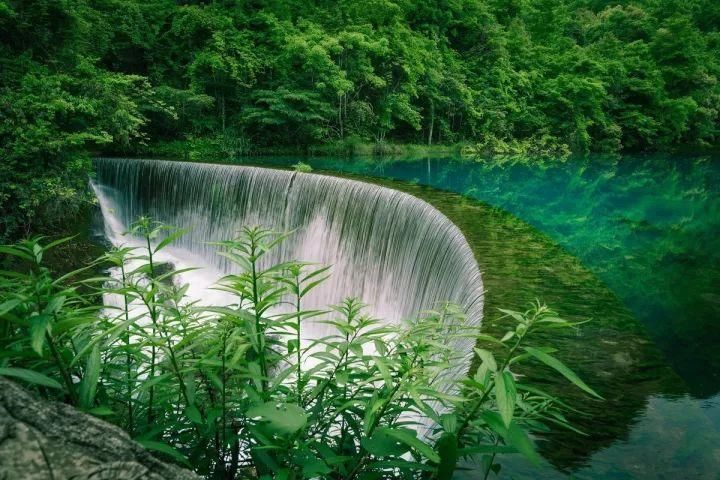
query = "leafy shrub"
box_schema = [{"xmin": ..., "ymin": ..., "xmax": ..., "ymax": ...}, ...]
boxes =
[
  {"xmin": 0, "ymin": 222, "xmax": 599, "ymax": 478},
  {"xmin": 292, "ymin": 162, "xmax": 313, "ymax": 173}
]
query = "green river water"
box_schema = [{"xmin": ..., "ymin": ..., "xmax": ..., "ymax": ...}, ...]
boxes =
[{"xmin": 231, "ymin": 154, "xmax": 720, "ymax": 479}]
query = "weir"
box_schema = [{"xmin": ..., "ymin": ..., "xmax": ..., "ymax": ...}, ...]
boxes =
[{"xmin": 93, "ymin": 158, "xmax": 484, "ymax": 375}]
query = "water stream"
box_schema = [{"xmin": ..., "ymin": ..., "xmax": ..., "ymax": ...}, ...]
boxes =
[
  {"xmin": 92, "ymin": 155, "xmax": 720, "ymax": 478},
  {"xmin": 93, "ymin": 157, "xmax": 484, "ymax": 393}
]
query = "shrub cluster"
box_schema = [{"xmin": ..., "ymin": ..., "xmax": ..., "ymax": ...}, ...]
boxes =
[{"xmin": 0, "ymin": 220, "xmax": 598, "ymax": 478}]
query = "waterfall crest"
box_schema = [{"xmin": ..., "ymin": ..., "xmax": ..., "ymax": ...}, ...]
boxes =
[{"xmin": 93, "ymin": 158, "xmax": 483, "ymax": 366}]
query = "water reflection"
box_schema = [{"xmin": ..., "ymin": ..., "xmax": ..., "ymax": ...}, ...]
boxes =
[
  {"xmin": 456, "ymin": 394, "xmax": 720, "ymax": 479},
  {"xmin": 233, "ymin": 153, "xmax": 720, "ymax": 477},
  {"xmin": 248, "ymin": 154, "xmax": 720, "ymax": 398}
]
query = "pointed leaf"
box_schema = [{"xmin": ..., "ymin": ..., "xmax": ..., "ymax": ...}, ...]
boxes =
[
  {"xmin": 379, "ymin": 427, "xmax": 440, "ymax": 463},
  {"xmin": 79, "ymin": 344, "xmax": 101, "ymax": 408},
  {"xmin": 495, "ymin": 371, "xmax": 517, "ymax": 427},
  {"xmin": 474, "ymin": 348, "xmax": 497, "ymax": 371},
  {"xmin": 0, "ymin": 367, "xmax": 62, "ymax": 389},
  {"xmin": 524, "ymin": 347, "xmax": 601, "ymax": 398}
]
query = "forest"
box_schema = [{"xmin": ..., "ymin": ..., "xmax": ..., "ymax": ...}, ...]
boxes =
[
  {"xmin": 1, "ymin": 2, "xmax": 720, "ymax": 478},
  {"xmin": 1, "ymin": 0, "xmax": 720, "ymax": 240}
]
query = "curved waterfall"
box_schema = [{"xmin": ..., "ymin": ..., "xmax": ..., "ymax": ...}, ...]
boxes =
[{"xmin": 93, "ymin": 158, "xmax": 484, "ymax": 376}]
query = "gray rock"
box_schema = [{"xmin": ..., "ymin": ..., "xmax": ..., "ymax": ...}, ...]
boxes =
[{"xmin": 0, "ymin": 378, "xmax": 199, "ymax": 480}]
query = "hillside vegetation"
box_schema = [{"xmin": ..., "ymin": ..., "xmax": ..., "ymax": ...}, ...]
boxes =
[{"xmin": 1, "ymin": 0, "xmax": 719, "ymax": 238}]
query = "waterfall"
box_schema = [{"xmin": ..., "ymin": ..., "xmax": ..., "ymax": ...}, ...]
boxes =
[{"xmin": 93, "ymin": 158, "xmax": 484, "ymax": 378}]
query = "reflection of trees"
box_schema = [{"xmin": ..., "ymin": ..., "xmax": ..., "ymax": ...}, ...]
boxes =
[
  {"xmin": 251, "ymin": 154, "xmax": 719, "ymax": 469},
  {"xmin": 383, "ymin": 179, "xmax": 682, "ymax": 471},
  {"xmin": 444, "ymin": 155, "xmax": 720, "ymax": 398},
  {"xmin": 308, "ymin": 154, "xmax": 720, "ymax": 397}
]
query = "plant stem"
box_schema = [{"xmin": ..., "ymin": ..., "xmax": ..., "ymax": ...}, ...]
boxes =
[
  {"xmin": 249, "ymin": 235, "xmax": 268, "ymax": 394},
  {"xmin": 120, "ymin": 262, "xmax": 134, "ymax": 435},
  {"xmin": 456, "ymin": 327, "xmax": 527, "ymax": 440},
  {"xmin": 221, "ymin": 327, "xmax": 227, "ymax": 465},
  {"xmin": 345, "ymin": 353, "xmax": 419, "ymax": 480},
  {"xmin": 46, "ymin": 332, "xmax": 77, "ymax": 405},
  {"xmin": 146, "ymin": 234, "xmax": 157, "ymax": 425},
  {"xmin": 295, "ymin": 270, "xmax": 302, "ymax": 403}
]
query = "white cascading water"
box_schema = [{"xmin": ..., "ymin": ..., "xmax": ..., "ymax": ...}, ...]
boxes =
[{"xmin": 92, "ymin": 157, "xmax": 484, "ymax": 383}]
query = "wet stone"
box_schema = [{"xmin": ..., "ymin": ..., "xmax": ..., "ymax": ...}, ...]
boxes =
[{"xmin": 0, "ymin": 378, "xmax": 199, "ymax": 480}]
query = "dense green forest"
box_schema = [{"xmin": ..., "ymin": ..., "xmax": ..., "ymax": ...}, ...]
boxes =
[{"xmin": 1, "ymin": 0, "xmax": 719, "ymax": 239}]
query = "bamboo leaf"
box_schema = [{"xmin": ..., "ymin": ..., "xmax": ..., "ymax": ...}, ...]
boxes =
[
  {"xmin": 153, "ymin": 228, "xmax": 189, "ymax": 253},
  {"xmin": 374, "ymin": 357, "xmax": 392, "ymax": 388}
]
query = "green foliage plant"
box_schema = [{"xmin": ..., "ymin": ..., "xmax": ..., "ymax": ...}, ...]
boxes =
[
  {"xmin": 292, "ymin": 162, "xmax": 313, "ymax": 173},
  {"xmin": 0, "ymin": 222, "xmax": 600, "ymax": 478}
]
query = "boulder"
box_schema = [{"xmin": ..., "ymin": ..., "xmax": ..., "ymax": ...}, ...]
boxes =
[{"xmin": 0, "ymin": 378, "xmax": 199, "ymax": 480}]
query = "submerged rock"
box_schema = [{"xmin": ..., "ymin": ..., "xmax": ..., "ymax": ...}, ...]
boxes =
[{"xmin": 0, "ymin": 378, "xmax": 199, "ymax": 480}]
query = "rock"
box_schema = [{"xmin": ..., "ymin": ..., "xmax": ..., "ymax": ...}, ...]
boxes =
[{"xmin": 0, "ymin": 378, "xmax": 199, "ymax": 480}]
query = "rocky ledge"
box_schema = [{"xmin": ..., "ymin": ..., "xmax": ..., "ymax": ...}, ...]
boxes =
[{"xmin": 0, "ymin": 378, "xmax": 199, "ymax": 480}]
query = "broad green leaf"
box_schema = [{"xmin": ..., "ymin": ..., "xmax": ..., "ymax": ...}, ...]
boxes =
[
  {"xmin": 495, "ymin": 370, "xmax": 517, "ymax": 427},
  {"xmin": 367, "ymin": 459, "xmax": 435, "ymax": 472},
  {"xmin": 505, "ymin": 421, "xmax": 540, "ymax": 465},
  {"xmin": 475, "ymin": 334, "xmax": 505, "ymax": 345},
  {"xmin": 436, "ymin": 433, "xmax": 459, "ymax": 480},
  {"xmin": 88, "ymin": 406, "xmax": 115, "ymax": 416},
  {"xmin": 301, "ymin": 276, "xmax": 330, "ymax": 297},
  {"xmin": 374, "ymin": 357, "xmax": 392, "ymax": 387},
  {"xmin": 29, "ymin": 314, "xmax": 50, "ymax": 356},
  {"xmin": 0, "ymin": 298, "xmax": 21, "ymax": 316},
  {"xmin": 247, "ymin": 402, "xmax": 307, "ymax": 435},
  {"xmin": 524, "ymin": 347, "xmax": 601, "ymax": 398},
  {"xmin": 378, "ymin": 427, "xmax": 440, "ymax": 463},
  {"xmin": 440, "ymin": 414, "xmax": 457, "ymax": 434},
  {"xmin": 299, "ymin": 455, "xmax": 331, "ymax": 476},
  {"xmin": 361, "ymin": 428, "xmax": 410, "ymax": 457},
  {"xmin": 481, "ymin": 411, "xmax": 540, "ymax": 465},
  {"xmin": 0, "ymin": 245, "xmax": 34, "ymax": 262},
  {"xmin": 137, "ymin": 439, "xmax": 190, "ymax": 466},
  {"xmin": 458, "ymin": 445, "xmax": 517, "ymax": 455},
  {"xmin": 498, "ymin": 308, "xmax": 525, "ymax": 322},
  {"xmin": 153, "ymin": 229, "xmax": 189, "ymax": 253},
  {"xmin": 44, "ymin": 235, "xmax": 75, "ymax": 251},
  {"xmin": 70, "ymin": 315, "xmax": 138, "ymax": 367},
  {"xmin": 79, "ymin": 344, "xmax": 101, "ymax": 408},
  {"xmin": 0, "ymin": 367, "xmax": 62, "ymax": 389},
  {"xmin": 185, "ymin": 404, "xmax": 204, "ymax": 424},
  {"xmin": 43, "ymin": 295, "xmax": 66, "ymax": 315},
  {"xmin": 474, "ymin": 348, "xmax": 497, "ymax": 371}
]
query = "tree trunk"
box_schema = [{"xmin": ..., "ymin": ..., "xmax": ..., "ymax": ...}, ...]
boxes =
[{"xmin": 427, "ymin": 100, "xmax": 435, "ymax": 146}]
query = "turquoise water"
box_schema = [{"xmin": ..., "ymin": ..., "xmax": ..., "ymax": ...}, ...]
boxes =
[{"xmin": 237, "ymin": 154, "xmax": 720, "ymax": 478}]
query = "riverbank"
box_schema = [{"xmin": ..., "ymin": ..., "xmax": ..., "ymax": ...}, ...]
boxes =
[
  {"xmin": 137, "ymin": 137, "xmax": 470, "ymax": 161},
  {"xmin": 122, "ymin": 135, "xmax": 720, "ymax": 166}
]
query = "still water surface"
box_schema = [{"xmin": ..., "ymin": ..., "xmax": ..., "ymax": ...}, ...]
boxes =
[{"xmin": 238, "ymin": 154, "xmax": 720, "ymax": 478}]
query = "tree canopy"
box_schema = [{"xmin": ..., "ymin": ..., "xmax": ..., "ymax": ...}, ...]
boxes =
[{"xmin": 1, "ymin": 0, "xmax": 719, "ymax": 238}]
